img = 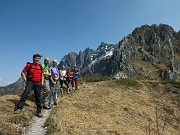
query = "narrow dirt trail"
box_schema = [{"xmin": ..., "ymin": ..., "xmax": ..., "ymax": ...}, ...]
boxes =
[{"xmin": 23, "ymin": 109, "xmax": 52, "ymax": 135}]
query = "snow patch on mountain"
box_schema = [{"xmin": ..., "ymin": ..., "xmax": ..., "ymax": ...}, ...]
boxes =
[{"xmin": 88, "ymin": 48, "xmax": 114, "ymax": 67}]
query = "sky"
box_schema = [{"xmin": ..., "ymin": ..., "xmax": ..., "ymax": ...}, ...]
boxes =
[{"xmin": 0, "ymin": 0, "xmax": 180, "ymax": 86}]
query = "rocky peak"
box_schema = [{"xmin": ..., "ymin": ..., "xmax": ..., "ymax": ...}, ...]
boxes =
[
  {"xmin": 107, "ymin": 24, "xmax": 180, "ymax": 80},
  {"xmin": 58, "ymin": 51, "xmax": 78, "ymax": 68},
  {"xmin": 77, "ymin": 47, "xmax": 95, "ymax": 68}
]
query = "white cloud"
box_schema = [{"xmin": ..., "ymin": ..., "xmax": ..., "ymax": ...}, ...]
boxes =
[{"xmin": 0, "ymin": 77, "xmax": 2, "ymax": 82}]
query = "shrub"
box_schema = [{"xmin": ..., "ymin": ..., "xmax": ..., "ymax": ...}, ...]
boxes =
[
  {"xmin": 79, "ymin": 76, "xmax": 112, "ymax": 83},
  {"xmin": 113, "ymin": 78, "xmax": 141, "ymax": 88},
  {"xmin": 169, "ymin": 80, "xmax": 180, "ymax": 88}
]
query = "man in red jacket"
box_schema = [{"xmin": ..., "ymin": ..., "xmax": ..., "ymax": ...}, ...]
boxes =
[{"xmin": 14, "ymin": 54, "xmax": 44, "ymax": 118}]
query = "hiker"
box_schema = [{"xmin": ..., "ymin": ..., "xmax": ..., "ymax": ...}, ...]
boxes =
[
  {"xmin": 14, "ymin": 54, "xmax": 44, "ymax": 118},
  {"xmin": 49, "ymin": 60, "xmax": 59, "ymax": 108},
  {"xmin": 72, "ymin": 65, "xmax": 79, "ymax": 91},
  {"xmin": 59, "ymin": 65, "xmax": 69, "ymax": 95},
  {"xmin": 41, "ymin": 57, "xmax": 51, "ymax": 109},
  {"xmin": 66, "ymin": 68, "xmax": 74, "ymax": 92}
]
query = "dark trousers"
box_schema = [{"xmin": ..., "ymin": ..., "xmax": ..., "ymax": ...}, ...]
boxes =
[
  {"xmin": 67, "ymin": 78, "xmax": 74, "ymax": 87},
  {"xmin": 16, "ymin": 81, "xmax": 42, "ymax": 113},
  {"xmin": 60, "ymin": 79, "xmax": 68, "ymax": 88}
]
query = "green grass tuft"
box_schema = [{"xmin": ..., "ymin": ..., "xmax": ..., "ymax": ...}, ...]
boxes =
[
  {"xmin": 113, "ymin": 78, "xmax": 142, "ymax": 88},
  {"xmin": 79, "ymin": 76, "xmax": 112, "ymax": 83},
  {"xmin": 167, "ymin": 80, "xmax": 180, "ymax": 88}
]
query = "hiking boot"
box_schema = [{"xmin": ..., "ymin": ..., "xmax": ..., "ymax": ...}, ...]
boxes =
[
  {"xmin": 44, "ymin": 106, "xmax": 51, "ymax": 110},
  {"xmin": 36, "ymin": 113, "xmax": 43, "ymax": 118},
  {"xmin": 14, "ymin": 109, "xmax": 21, "ymax": 114},
  {"xmin": 43, "ymin": 105, "xmax": 51, "ymax": 110}
]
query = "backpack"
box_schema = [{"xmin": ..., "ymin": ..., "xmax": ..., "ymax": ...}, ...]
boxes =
[{"xmin": 26, "ymin": 62, "xmax": 43, "ymax": 81}]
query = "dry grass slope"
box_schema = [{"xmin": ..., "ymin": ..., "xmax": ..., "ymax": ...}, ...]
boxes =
[
  {"xmin": 0, "ymin": 95, "xmax": 36, "ymax": 135},
  {"xmin": 0, "ymin": 78, "xmax": 179, "ymax": 135},
  {"xmin": 45, "ymin": 79, "xmax": 180, "ymax": 135}
]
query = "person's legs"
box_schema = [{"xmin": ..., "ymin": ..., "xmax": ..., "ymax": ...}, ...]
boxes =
[
  {"xmin": 42, "ymin": 79, "xmax": 50, "ymax": 109},
  {"xmin": 72, "ymin": 78, "xmax": 75, "ymax": 92},
  {"xmin": 48, "ymin": 82, "xmax": 54, "ymax": 108},
  {"xmin": 63, "ymin": 80, "xmax": 70, "ymax": 93},
  {"xmin": 74, "ymin": 78, "xmax": 78, "ymax": 91},
  {"xmin": 53, "ymin": 83, "xmax": 58, "ymax": 105},
  {"xmin": 60, "ymin": 80, "xmax": 64, "ymax": 95},
  {"xmin": 15, "ymin": 81, "xmax": 33, "ymax": 111},
  {"xmin": 33, "ymin": 84, "xmax": 43, "ymax": 114},
  {"xmin": 64, "ymin": 80, "xmax": 69, "ymax": 88}
]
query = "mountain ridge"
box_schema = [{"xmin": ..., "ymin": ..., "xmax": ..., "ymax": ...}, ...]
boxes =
[{"xmin": 0, "ymin": 23, "xmax": 180, "ymax": 95}]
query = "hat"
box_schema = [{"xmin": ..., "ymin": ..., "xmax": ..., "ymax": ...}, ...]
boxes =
[
  {"xmin": 53, "ymin": 59, "xmax": 59, "ymax": 64},
  {"xmin": 74, "ymin": 64, "xmax": 76, "ymax": 67},
  {"xmin": 44, "ymin": 57, "xmax": 50, "ymax": 61},
  {"xmin": 33, "ymin": 54, "xmax": 42, "ymax": 59}
]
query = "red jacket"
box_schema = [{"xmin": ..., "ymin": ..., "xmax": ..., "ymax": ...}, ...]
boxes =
[
  {"xmin": 23, "ymin": 63, "xmax": 43, "ymax": 84},
  {"xmin": 66, "ymin": 71, "xmax": 73, "ymax": 80}
]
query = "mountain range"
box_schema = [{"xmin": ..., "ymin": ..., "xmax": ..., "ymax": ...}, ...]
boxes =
[{"xmin": 0, "ymin": 24, "xmax": 180, "ymax": 95}]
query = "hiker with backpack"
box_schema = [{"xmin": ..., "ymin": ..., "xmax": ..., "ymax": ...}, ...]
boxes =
[
  {"xmin": 72, "ymin": 65, "xmax": 79, "ymax": 92},
  {"xmin": 66, "ymin": 67, "xmax": 75, "ymax": 92},
  {"xmin": 59, "ymin": 65, "xmax": 69, "ymax": 95},
  {"xmin": 41, "ymin": 57, "xmax": 51, "ymax": 109},
  {"xmin": 14, "ymin": 54, "xmax": 44, "ymax": 118},
  {"xmin": 49, "ymin": 60, "xmax": 59, "ymax": 108}
]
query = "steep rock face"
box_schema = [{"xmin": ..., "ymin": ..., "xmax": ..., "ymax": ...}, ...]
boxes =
[
  {"xmin": 107, "ymin": 24, "xmax": 180, "ymax": 80},
  {"xmin": 58, "ymin": 51, "xmax": 78, "ymax": 69},
  {"xmin": 80, "ymin": 42, "xmax": 114, "ymax": 76},
  {"xmin": 77, "ymin": 48, "xmax": 95, "ymax": 68}
]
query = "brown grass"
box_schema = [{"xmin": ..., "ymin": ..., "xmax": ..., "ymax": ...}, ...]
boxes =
[
  {"xmin": 129, "ymin": 60, "xmax": 161, "ymax": 79},
  {"xmin": 45, "ymin": 80, "xmax": 180, "ymax": 135},
  {"xmin": 0, "ymin": 95, "xmax": 36, "ymax": 135},
  {"xmin": 176, "ymin": 54, "xmax": 180, "ymax": 60}
]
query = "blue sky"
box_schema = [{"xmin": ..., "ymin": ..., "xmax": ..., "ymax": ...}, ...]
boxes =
[{"xmin": 0, "ymin": 0, "xmax": 180, "ymax": 86}]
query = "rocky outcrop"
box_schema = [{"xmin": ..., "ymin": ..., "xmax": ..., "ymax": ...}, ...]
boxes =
[
  {"xmin": 107, "ymin": 24, "xmax": 180, "ymax": 80},
  {"xmin": 58, "ymin": 51, "xmax": 78, "ymax": 69}
]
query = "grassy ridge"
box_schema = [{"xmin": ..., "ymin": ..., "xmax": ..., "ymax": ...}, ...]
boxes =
[
  {"xmin": 0, "ymin": 77, "xmax": 179, "ymax": 134},
  {"xmin": 44, "ymin": 78, "xmax": 180, "ymax": 135}
]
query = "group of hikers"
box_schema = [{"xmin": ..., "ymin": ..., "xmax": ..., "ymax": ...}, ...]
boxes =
[{"xmin": 14, "ymin": 54, "xmax": 79, "ymax": 118}]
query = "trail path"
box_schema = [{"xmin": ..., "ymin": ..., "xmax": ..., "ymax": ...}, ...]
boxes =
[{"xmin": 23, "ymin": 109, "xmax": 52, "ymax": 135}]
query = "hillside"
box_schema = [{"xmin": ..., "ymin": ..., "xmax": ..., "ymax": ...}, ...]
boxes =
[
  {"xmin": 0, "ymin": 78, "xmax": 24, "ymax": 96},
  {"xmin": 44, "ymin": 79, "xmax": 179, "ymax": 135},
  {"xmin": 0, "ymin": 94, "xmax": 36, "ymax": 135},
  {"xmin": 0, "ymin": 79, "xmax": 179, "ymax": 135}
]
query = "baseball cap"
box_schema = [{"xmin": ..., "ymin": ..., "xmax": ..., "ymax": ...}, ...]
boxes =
[
  {"xmin": 53, "ymin": 59, "xmax": 59, "ymax": 64},
  {"xmin": 33, "ymin": 54, "xmax": 42, "ymax": 59},
  {"xmin": 44, "ymin": 57, "xmax": 50, "ymax": 61}
]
